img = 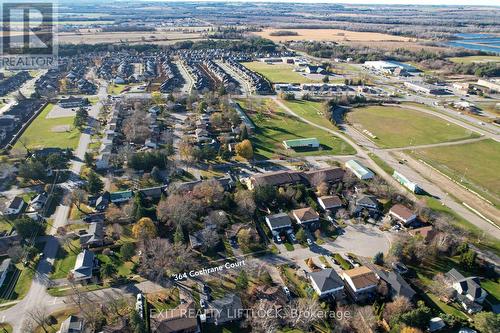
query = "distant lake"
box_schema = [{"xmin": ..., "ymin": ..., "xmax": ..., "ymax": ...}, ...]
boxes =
[{"xmin": 445, "ymin": 33, "xmax": 500, "ymax": 54}]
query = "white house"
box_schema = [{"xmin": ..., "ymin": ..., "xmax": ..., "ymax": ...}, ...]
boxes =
[{"xmin": 3, "ymin": 197, "xmax": 25, "ymax": 216}]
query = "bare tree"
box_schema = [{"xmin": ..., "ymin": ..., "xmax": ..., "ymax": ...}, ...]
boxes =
[
  {"xmin": 26, "ymin": 307, "xmax": 51, "ymax": 333},
  {"xmin": 234, "ymin": 189, "xmax": 256, "ymax": 218},
  {"xmin": 200, "ymin": 227, "xmax": 220, "ymax": 252},
  {"xmin": 244, "ymin": 300, "xmax": 281, "ymax": 333},
  {"xmin": 352, "ymin": 306, "xmax": 377, "ymax": 333},
  {"xmin": 157, "ymin": 193, "xmax": 197, "ymax": 230},
  {"xmin": 123, "ymin": 110, "xmax": 151, "ymax": 144},
  {"xmin": 383, "ymin": 296, "xmax": 413, "ymax": 321},
  {"xmin": 284, "ymin": 298, "xmax": 323, "ymax": 331}
]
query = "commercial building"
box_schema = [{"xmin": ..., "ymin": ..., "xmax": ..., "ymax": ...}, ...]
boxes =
[
  {"xmin": 393, "ymin": 171, "xmax": 422, "ymax": 193},
  {"xmin": 345, "ymin": 160, "xmax": 374, "ymax": 180},
  {"xmin": 404, "ymin": 81, "xmax": 447, "ymax": 95},
  {"xmin": 282, "ymin": 138, "xmax": 320, "ymax": 150},
  {"xmin": 477, "ymin": 79, "xmax": 500, "ymax": 92}
]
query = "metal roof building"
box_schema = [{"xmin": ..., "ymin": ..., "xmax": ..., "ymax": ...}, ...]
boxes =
[{"xmin": 345, "ymin": 159, "xmax": 374, "ymax": 180}]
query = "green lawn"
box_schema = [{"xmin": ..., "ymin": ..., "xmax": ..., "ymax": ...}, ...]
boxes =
[
  {"xmin": 50, "ymin": 240, "xmax": 80, "ymax": 279},
  {"xmin": 0, "ymin": 323, "xmax": 12, "ymax": 333},
  {"xmin": 0, "ymin": 263, "xmax": 35, "ymax": 304},
  {"xmin": 107, "ymin": 84, "xmax": 129, "ymax": 95},
  {"xmin": 412, "ymin": 139, "xmax": 500, "ymax": 202},
  {"xmin": 241, "ymin": 99, "xmax": 355, "ymax": 159},
  {"xmin": 448, "ymin": 55, "xmax": 500, "ymax": 64},
  {"xmin": 347, "ymin": 105, "xmax": 478, "ymax": 148},
  {"xmin": 282, "ymin": 99, "xmax": 336, "ymax": 130},
  {"xmin": 241, "ymin": 62, "xmax": 321, "ymax": 84},
  {"xmin": 13, "ymin": 104, "xmax": 80, "ymax": 151}
]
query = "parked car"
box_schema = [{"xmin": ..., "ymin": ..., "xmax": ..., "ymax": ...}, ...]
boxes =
[
  {"xmin": 307, "ymin": 239, "xmax": 313, "ymax": 246},
  {"xmin": 200, "ymin": 299, "xmax": 207, "ymax": 309},
  {"xmin": 392, "ymin": 262, "xmax": 409, "ymax": 274},
  {"xmin": 283, "ymin": 286, "xmax": 290, "ymax": 297}
]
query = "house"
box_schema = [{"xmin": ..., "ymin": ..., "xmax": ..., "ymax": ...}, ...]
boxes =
[
  {"xmin": 138, "ymin": 185, "xmax": 167, "ymax": 200},
  {"xmin": 282, "ymin": 138, "xmax": 320, "ymax": 150},
  {"xmin": 408, "ymin": 225, "xmax": 437, "ymax": 243},
  {"xmin": 248, "ymin": 170, "xmax": 303, "ymax": 189},
  {"xmin": 389, "ymin": 204, "xmax": 417, "ymax": 226},
  {"xmin": 446, "ymin": 269, "xmax": 487, "ymax": 305},
  {"xmin": 302, "ymin": 168, "xmax": 344, "ymax": 186},
  {"xmin": 79, "ymin": 222, "xmax": 104, "ymax": 248},
  {"xmin": 207, "ymin": 294, "xmax": 243, "ymax": 325},
  {"xmin": 342, "ymin": 266, "xmax": 379, "ymax": 301},
  {"xmin": 0, "ymin": 258, "xmax": 12, "ymax": 288},
  {"xmin": 58, "ymin": 97, "xmax": 89, "ymax": 109},
  {"xmin": 95, "ymin": 192, "xmax": 110, "ymax": 211},
  {"xmin": 29, "ymin": 192, "xmax": 48, "ymax": 211},
  {"xmin": 429, "ymin": 317, "xmax": 446, "ymax": 332},
  {"xmin": 345, "ymin": 160, "xmax": 374, "ymax": 180},
  {"xmin": 265, "ymin": 213, "xmax": 292, "ymax": 231},
  {"xmin": 109, "ymin": 190, "xmax": 134, "ymax": 204},
  {"xmin": 318, "ymin": 195, "xmax": 342, "ymax": 211},
  {"xmin": 305, "ymin": 65, "xmax": 326, "ymax": 74},
  {"xmin": 309, "ymin": 268, "xmax": 344, "ymax": 298},
  {"xmin": 3, "ymin": 196, "xmax": 25, "ymax": 216},
  {"xmin": 292, "ymin": 207, "xmax": 319, "ymax": 225},
  {"xmin": 353, "ymin": 195, "xmax": 380, "ymax": 218},
  {"xmin": 374, "ymin": 268, "xmax": 416, "ymax": 301},
  {"xmin": 151, "ymin": 301, "xmax": 200, "ymax": 333},
  {"xmin": 57, "ymin": 315, "xmax": 83, "ymax": 333},
  {"xmin": 71, "ymin": 250, "xmax": 97, "ymax": 282}
]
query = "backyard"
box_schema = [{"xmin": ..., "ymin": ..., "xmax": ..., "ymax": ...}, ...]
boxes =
[
  {"xmin": 347, "ymin": 105, "xmax": 478, "ymax": 148},
  {"xmin": 13, "ymin": 103, "xmax": 80, "ymax": 152}
]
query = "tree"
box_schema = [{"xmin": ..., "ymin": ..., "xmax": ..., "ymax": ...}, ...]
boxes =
[
  {"xmin": 235, "ymin": 139, "xmax": 254, "ymax": 160},
  {"xmin": 474, "ymin": 312, "xmax": 500, "ymax": 333},
  {"xmin": 384, "ymin": 296, "xmax": 413, "ymax": 322},
  {"xmin": 373, "ymin": 252, "xmax": 384, "ymax": 265},
  {"xmin": 352, "ymin": 306, "xmax": 377, "ymax": 332},
  {"xmin": 100, "ymin": 262, "xmax": 118, "ymax": 279},
  {"xmin": 459, "ymin": 249, "xmax": 477, "ymax": 270},
  {"xmin": 151, "ymin": 91, "xmax": 164, "ymax": 105},
  {"xmin": 236, "ymin": 270, "xmax": 249, "ymax": 289},
  {"xmin": 18, "ymin": 159, "xmax": 46, "ymax": 182},
  {"xmin": 192, "ymin": 179, "xmax": 225, "ymax": 209},
  {"xmin": 200, "ymin": 226, "xmax": 220, "ymax": 251},
  {"xmin": 245, "ymin": 300, "xmax": 280, "ymax": 333},
  {"xmin": 25, "ymin": 307, "xmax": 51, "ymax": 333},
  {"xmin": 13, "ymin": 216, "xmax": 44, "ymax": 240},
  {"xmin": 398, "ymin": 301, "xmax": 432, "ymax": 329},
  {"xmin": 296, "ymin": 229, "xmax": 306, "ymax": 243},
  {"xmin": 322, "ymin": 75, "xmax": 330, "ymax": 83},
  {"xmin": 69, "ymin": 189, "xmax": 87, "ymax": 213},
  {"xmin": 132, "ymin": 217, "xmax": 157, "ymax": 240},
  {"xmin": 157, "ymin": 193, "xmax": 197, "ymax": 230},
  {"xmin": 84, "ymin": 152, "xmax": 94, "ymax": 167},
  {"xmin": 7, "ymin": 245, "xmax": 24, "ymax": 264},
  {"xmin": 173, "ymin": 224, "xmax": 184, "ymax": 244},
  {"xmin": 120, "ymin": 243, "xmax": 135, "ymax": 261},
  {"xmin": 284, "ymin": 298, "xmax": 323, "ymax": 330},
  {"xmin": 234, "ymin": 189, "xmax": 256, "ymax": 217},
  {"xmin": 86, "ymin": 171, "xmax": 104, "ymax": 195},
  {"xmin": 105, "ymin": 203, "xmax": 133, "ymax": 223}
]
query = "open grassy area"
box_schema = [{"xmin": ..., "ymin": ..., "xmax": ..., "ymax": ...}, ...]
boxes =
[
  {"xmin": 347, "ymin": 105, "xmax": 478, "ymax": 148},
  {"xmin": 13, "ymin": 104, "xmax": 80, "ymax": 151},
  {"xmin": 412, "ymin": 139, "xmax": 500, "ymax": 203},
  {"xmin": 239, "ymin": 98, "xmax": 355, "ymax": 159},
  {"xmin": 448, "ymin": 55, "xmax": 500, "ymax": 64},
  {"xmin": 50, "ymin": 240, "xmax": 80, "ymax": 279},
  {"xmin": 0, "ymin": 323, "xmax": 12, "ymax": 333},
  {"xmin": 241, "ymin": 62, "xmax": 320, "ymax": 84},
  {"xmin": 107, "ymin": 83, "xmax": 129, "ymax": 95},
  {"xmin": 281, "ymin": 99, "xmax": 336, "ymax": 130}
]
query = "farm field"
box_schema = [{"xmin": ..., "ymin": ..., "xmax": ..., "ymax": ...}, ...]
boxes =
[
  {"xmin": 57, "ymin": 30, "xmax": 204, "ymax": 45},
  {"xmin": 412, "ymin": 139, "xmax": 500, "ymax": 204},
  {"xmin": 253, "ymin": 28, "xmax": 410, "ymax": 43},
  {"xmin": 13, "ymin": 104, "xmax": 80, "ymax": 151},
  {"xmin": 241, "ymin": 62, "xmax": 320, "ymax": 84},
  {"xmin": 281, "ymin": 99, "xmax": 336, "ymax": 130},
  {"xmin": 238, "ymin": 98, "xmax": 355, "ymax": 159},
  {"xmin": 448, "ymin": 55, "xmax": 500, "ymax": 64},
  {"xmin": 347, "ymin": 105, "xmax": 478, "ymax": 148}
]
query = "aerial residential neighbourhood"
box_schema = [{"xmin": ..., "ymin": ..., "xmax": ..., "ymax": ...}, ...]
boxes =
[{"xmin": 0, "ymin": 1, "xmax": 499, "ymax": 333}]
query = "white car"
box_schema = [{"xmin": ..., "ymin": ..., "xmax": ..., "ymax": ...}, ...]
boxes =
[
  {"xmin": 283, "ymin": 286, "xmax": 290, "ymax": 296},
  {"xmin": 307, "ymin": 239, "xmax": 313, "ymax": 246}
]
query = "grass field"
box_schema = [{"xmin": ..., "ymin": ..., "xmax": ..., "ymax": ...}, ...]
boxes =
[
  {"xmin": 241, "ymin": 62, "xmax": 320, "ymax": 84},
  {"xmin": 281, "ymin": 99, "xmax": 336, "ymax": 130},
  {"xmin": 254, "ymin": 28, "xmax": 409, "ymax": 43},
  {"xmin": 347, "ymin": 105, "xmax": 478, "ymax": 148},
  {"xmin": 412, "ymin": 139, "xmax": 500, "ymax": 202},
  {"xmin": 13, "ymin": 104, "xmax": 80, "ymax": 151},
  {"xmin": 50, "ymin": 240, "xmax": 80, "ymax": 279},
  {"xmin": 238, "ymin": 99, "xmax": 355, "ymax": 159},
  {"xmin": 448, "ymin": 55, "xmax": 500, "ymax": 64}
]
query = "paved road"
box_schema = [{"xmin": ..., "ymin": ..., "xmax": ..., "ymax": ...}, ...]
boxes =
[
  {"xmin": 175, "ymin": 60, "xmax": 194, "ymax": 94},
  {"xmin": 0, "ymin": 83, "xmax": 109, "ymax": 332}
]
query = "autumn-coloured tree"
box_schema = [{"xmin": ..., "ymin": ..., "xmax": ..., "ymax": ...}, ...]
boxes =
[
  {"xmin": 132, "ymin": 217, "xmax": 157, "ymax": 240},
  {"xmin": 235, "ymin": 139, "xmax": 254, "ymax": 160}
]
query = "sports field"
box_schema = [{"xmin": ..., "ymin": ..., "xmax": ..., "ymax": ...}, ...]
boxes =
[
  {"xmin": 412, "ymin": 139, "xmax": 500, "ymax": 202},
  {"xmin": 13, "ymin": 104, "xmax": 80, "ymax": 151},
  {"xmin": 238, "ymin": 99, "xmax": 355, "ymax": 159},
  {"xmin": 347, "ymin": 105, "xmax": 478, "ymax": 148},
  {"xmin": 241, "ymin": 62, "xmax": 320, "ymax": 84}
]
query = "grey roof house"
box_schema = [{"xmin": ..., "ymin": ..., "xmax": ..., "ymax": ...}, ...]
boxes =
[
  {"xmin": 309, "ymin": 268, "xmax": 344, "ymax": 298},
  {"xmin": 71, "ymin": 250, "xmax": 97, "ymax": 282},
  {"xmin": 265, "ymin": 213, "xmax": 292, "ymax": 231},
  {"xmin": 79, "ymin": 222, "xmax": 104, "ymax": 248}
]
